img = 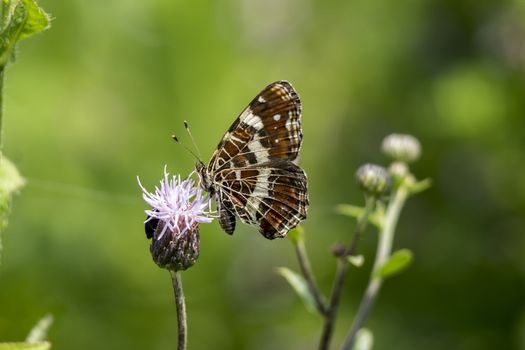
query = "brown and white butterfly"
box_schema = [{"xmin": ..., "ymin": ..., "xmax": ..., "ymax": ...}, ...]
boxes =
[{"xmin": 196, "ymin": 81, "xmax": 308, "ymax": 239}]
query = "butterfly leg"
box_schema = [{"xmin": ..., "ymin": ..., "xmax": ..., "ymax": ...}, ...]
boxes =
[{"xmin": 219, "ymin": 205, "xmax": 236, "ymax": 235}]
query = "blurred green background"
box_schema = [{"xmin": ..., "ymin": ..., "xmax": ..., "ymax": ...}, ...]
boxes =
[{"xmin": 1, "ymin": 0, "xmax": 525, "ymax": 349}]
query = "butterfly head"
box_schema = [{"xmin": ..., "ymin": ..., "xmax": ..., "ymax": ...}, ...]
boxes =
[{"xmin": 196, "ymin": 161, "xmax": 214, "ymax": 196}]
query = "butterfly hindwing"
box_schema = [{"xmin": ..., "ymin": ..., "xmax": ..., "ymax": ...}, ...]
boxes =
[{"xmin": 198, "ymin": 81, "xmax": 308, "ymax": 239}]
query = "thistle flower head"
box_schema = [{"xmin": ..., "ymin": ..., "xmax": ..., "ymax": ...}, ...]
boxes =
[
  {"xmin": 138, "ymin": 167, "xmax": 215, "ymax": 271},
  {"xmin": 356, "ymin": 164, "xmax": 392, "ymax": 197},
  {"xmin": 138, "ymin": 167, "xmax": 214, "ymax": 240},
  {"xmin": 382, "ymin": 134, "xmax": 421, "ymax": 163}
]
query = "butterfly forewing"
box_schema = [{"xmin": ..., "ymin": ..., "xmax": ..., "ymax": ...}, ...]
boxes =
[{"xmin": 200, "ymin": 81, "xmax": 308, "ymax": 239}]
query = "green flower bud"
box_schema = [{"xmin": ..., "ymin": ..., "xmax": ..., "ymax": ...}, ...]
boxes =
[
  {"xmin": 355, "ymin": 164, "xmax": 392, "ymax": 197},
  {"xmin": 382, "ymin": 134, "xmax": 421, "ymax": 163},
  {"xmin": 388, "ymin": 161, "xmax": 409, "ymax": 184}
]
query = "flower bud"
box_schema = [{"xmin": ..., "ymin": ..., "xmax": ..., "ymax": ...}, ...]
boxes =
[
  {"xmin": 388, "ymin": 161, "xmax": 409, "ymax": 185},
  {"xmin": 332, "ymin": 243, "xmax": 346, "ymax": 257},
  {"xmin": 150, "ymin": 221, "xmax": 200, "ymax": 271},
  {"xmin": 382, "ymin": 134, "xmax": 421, "ymax": 163},
  {"xmin": 355, "ymin": 164, "xmax": 391, "ymax": 197}
]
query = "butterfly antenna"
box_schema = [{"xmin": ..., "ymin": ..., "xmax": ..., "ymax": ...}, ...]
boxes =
[
  {"xmin": 184, "ymin": 120, "xmax": 203, "ymax": 160},
  {"xmin": 171, "ymin": 134, "xmax": 201, "ymax": 162}
]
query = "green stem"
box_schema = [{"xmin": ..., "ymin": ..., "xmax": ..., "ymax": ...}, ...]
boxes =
[
  {"xmin": 340, "ymin": 185, "xmax": 409, "ymax": 350},
  {"xmin": 170, "ymin": 270, "xmax": 187, "ymax": 350},
  {"xmin": 293, "ymin": 237, "xmax": 328, "ymax": 316},
  {"xmin": 319, "ymin": 197, "xmax": 375, "ymax": 350},
  {"xmin": 0, "ymin": 67, "xmax": 5, "ymax": 156}
]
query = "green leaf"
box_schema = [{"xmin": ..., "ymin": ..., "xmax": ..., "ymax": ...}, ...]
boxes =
[
  {"xmin": 347, "ymin": 254, "xmax": 364, "ymax": 267},
  {"xmin": 0, "ymin": 342, "xmax": 51, "ymax": 350},
  {"xmin": 275, "ymin": 267, "xmax": 318, "ymax": 314},
  {"xmin": 336, "ymin": 204, "xmax": 383, "ymax": 228},
  {"xmin": 0, "ymin": 0, "xmax": 50, "ymax": 67},
  {"xmin": 0, "ymin": 156, "xmax": 25, "ymax": 196},
  {"xmin": 375, "ymin": 249, "xmax": 413, "ymax": 279},
  {"xmin": 0, "ymin": 155, "xmax": 25, "ymax": 264},
  {"xmin": 26, "ymin": 314, "xmax": 53, "ymax": 343},
  {"xmin": 351, "ymin": 328, "xmax": 373, "ymax": 350},
  {"xmin": 287, "ymin": 226, "xmax": 304, "ymax": 244},
  {"xmin": 407, "ymin": 178, "xmax": 432, "ymax": 195},
  {"xmin": 0, "ymin": 155, "xmax": 25, "ymax": 229},
  {"xmin": 18, "ymin": 0, "xmax": 51, "ymax": 40}
]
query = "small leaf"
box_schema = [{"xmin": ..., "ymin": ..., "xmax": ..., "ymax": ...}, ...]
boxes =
[
  {"xmin": 26, "ymin": 314, "xmax": 53, "ymax": 343},
  {"xmin": 18, "ymin": 0, "xmax": 51, "ymax": 40},
  {"xmin": 336, "ymin": 204, "xmax": 362, "ymax": 218},
  {"xmin": 347, "ymin": 254, "xmax": 364, "ymax": 267},
  {"xmin": 287, "ymin": 226, "xmax": 304, "ymax": 245},
  {"xmin": 0, "ymin": 156, "xmax": 25, "ymax": 195},
  {"xmin": 275, "ymin": 267, "xmax": 318, "ymax": 314},
  {"xmin": 0, "ymin": 155, "xmax": 25, "ymax": 230},
  {"xmin": 336, "ymin": 204, "xmax": 383, "ymax": 228},
  {"xmin": 352, "ymin": 328, "xmax": 373, "ymax": 350},
  {"xmin": 0, "ymin": 155, "xmax": 25, "ymax": 264},
  {"xmin": 0, "ymin": 342, "xmax": 51, "ymax": 350},
  {"xmin": 375, "ymin": 249, "xmax": 413, "ymax": 278},
  {"xmin": 407, "ymin": 178, "xmax": 432, "ymax": 195},
  {"xmin": 0, "ymin": 0, "xmax": 51, "ymax": 67}
]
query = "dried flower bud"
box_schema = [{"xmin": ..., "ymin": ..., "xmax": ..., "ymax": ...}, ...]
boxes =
[
  {"xmin": 332, "ymin": 243, "xmax": 346, "ymax": 257},
  {"xmin": 382, "ymin": 134, "xmax": 421, "ymax": 163},
  {"xmin": 356, "ymin": 164, "xmax": 391, "ymax": 197}
]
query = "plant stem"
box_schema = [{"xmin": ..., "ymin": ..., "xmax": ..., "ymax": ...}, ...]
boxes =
[
  {"xmin": 170, "ymin": 270, "xmax": 187, "ymax": 350},
  {"xmin": 293, "ymin": 237, "xmax": 328, "ymax": 316},
  {"xmin": 319, "ymin": 197, "xmax": 375, "ymax": 350},
  {"xmin": 0, "ymin": 67, "xmax": 5, "ymax": 156},
  {"xmin": 340, "ymin": 185, "xmax": 409, "ymax": 350}
]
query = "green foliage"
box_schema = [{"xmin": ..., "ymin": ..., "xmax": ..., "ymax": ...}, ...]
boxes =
[
  {"xmin": 287, "ymin": 226, "xmax": 305, "ymax": 244},
  {"xmin": 0, "ymin": 155, "xmax": 25, "ymax": 262},
  {"xmin": 0, "ymin": 0, "xmax": 50, "ymax": 67},
  {"xmin": 25, "ymin": 314, "xmax": 53, "ymax": 344},
  {"xmin": 0, "ymin": 1, "xmax": 523, "ymax": 349},
  {"xmin": 336, "ymin": 204, "xmax": 383, "ymax": 229},
  {"xmin": 406, "ymin": 178, "xmax": 432, "ymax": 195},
  {"xmin": 347, "ymin": 254, "xmax": 364, "ymax": 267},
  {"xmin": 275, "ymin": 267, "xmax": 318, "ymax": 314},
  {"xmin": 351, "ymin": 329, "xmax": 373, "ymax": 350},
  {"xmin": 375, "ymin": 249, "xmax": 413, "ymax": 279},
  {"xmin": 0, "ymin": 156, "xmax": 25, "ymax": 209},
  {"xmin": 0, "ymin": 342, "xmax": 50, "ymax": 350},
  {"xmin": 0, "ymin": 314, "xmax": 53, "ymax": 350}
]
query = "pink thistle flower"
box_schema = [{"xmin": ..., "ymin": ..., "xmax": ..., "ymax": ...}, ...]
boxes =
[
  {"xmin": 138, "ymin": 167, "xmax": 215, "ymax": 271},
  {"xmin": 138, "ymin": 167, "xmax": 215, "ymax": 241}
]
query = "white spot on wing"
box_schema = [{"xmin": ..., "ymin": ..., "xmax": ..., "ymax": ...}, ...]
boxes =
[
  {"xmin": 241, "ymin": 109, "xmax": 264, "ymax": 131},
  {"xmin": 285, "ymin": 118, "xmax": 293, "ymax": 132},
  {"xmin": 245, "ymin": 169, "xmax": 271, "ymax": 222},
  {"xmin": 273, "ymin": 114, "xmax": 281, "ymax": 121},
  {"xmin": 246, "ymin": 141, "xmax": 269, "ymax": 163},
  {"xmin": 258, "ymin": 96, "xmax": 266, "ymax": 103}
]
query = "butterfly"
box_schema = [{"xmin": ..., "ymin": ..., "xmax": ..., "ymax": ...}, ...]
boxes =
[{"xmin": 196, "ymin": 81, "xmax": 308, "ymax": 239}]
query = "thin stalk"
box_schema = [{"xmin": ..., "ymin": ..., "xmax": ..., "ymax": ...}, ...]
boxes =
[
  {"xmin": 293, "ymin": 237, "xmax": 328, "ymax": 316},
  {"xmin": 319, "ymin": 197, "xmax": 375, "ymax": 350},
  {"xmin": 0, "ymin": 67, "xmax": 5, "ymax": 155},
  {"xmin": 170, "ymin": 270, "xmax": 187, "ymax": 350},
  {"xmin": 341, "ymin": 185, "xmax": 409, "ymax": 350}
]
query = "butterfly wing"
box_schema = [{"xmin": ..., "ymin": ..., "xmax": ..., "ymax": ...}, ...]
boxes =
[{"xmin": 204, "ymin": 81, "xmax": 308, "ymax": 239}]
